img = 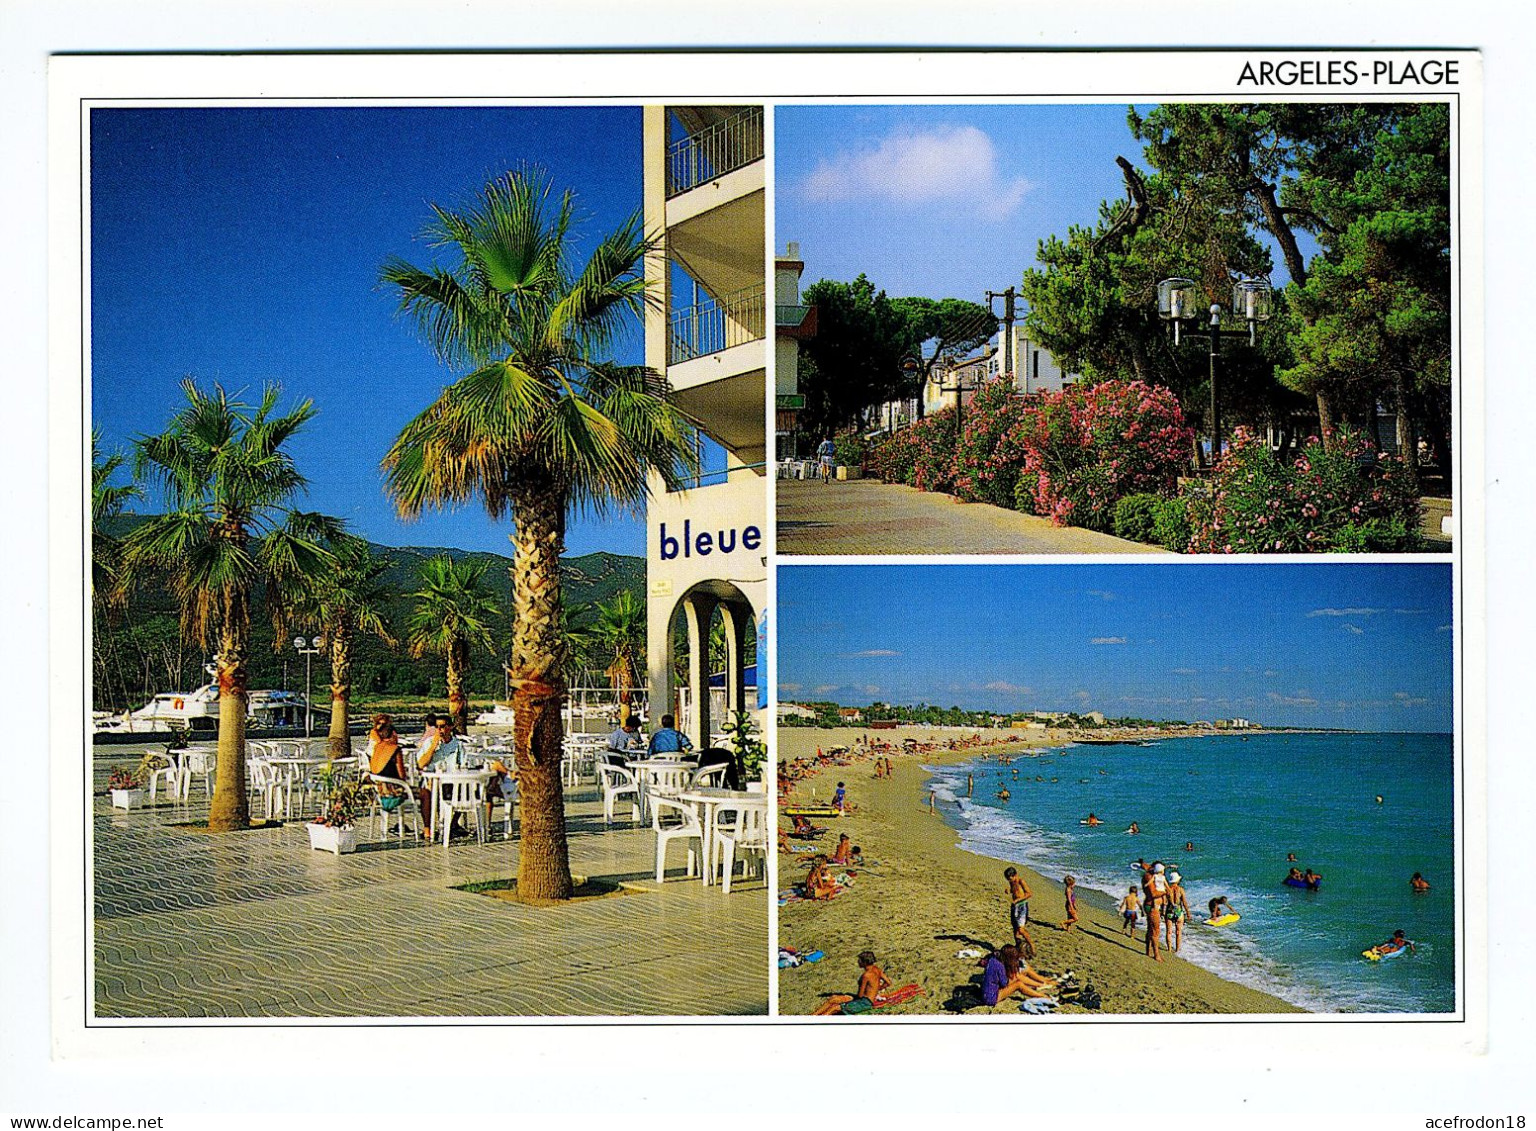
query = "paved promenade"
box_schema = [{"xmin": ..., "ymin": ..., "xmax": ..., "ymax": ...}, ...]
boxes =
[
  {"xmin": 778, "ymin": 478, "xmax": 1166, "ymax": 555},
  {"xmin": 91, "ymin": 746, "xmax": 769, "ymax": 1018}
]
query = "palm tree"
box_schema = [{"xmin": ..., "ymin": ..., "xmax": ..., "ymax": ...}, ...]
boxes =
[
  {"xmin": 406, "ymin": 555, "xmax": 500, "ymax": 736},
  {"xmin": 118, "ymin": 381, "xmax": 331, "ymax": 831},
  {"xmin": 381, "ymin": 168, "xmax": 698, "ymax": 900},
  {"xmin": 92, "ymin": 431, "xmax": 143, "ymax": 711},
  {"xmin": 294, "ymin": 533, "xmax": 396, "ymax": 759},
  {"xmin": 591, "ymin": 590, "xmax": 646, "ymax": 708}
]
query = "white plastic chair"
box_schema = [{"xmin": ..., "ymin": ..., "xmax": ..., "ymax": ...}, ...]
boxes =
[
  {"xmin": 652, "ymin": 795, "xmax": 705, "ymax": 882},
  {"xmin": 367, "ymin": 774, "xmax": 422, "ymax": 845},
  {"xmin": 647, "ymin": 764, "xmax": 693, "ymax": 799},
  {"xmin": 714, "ymin": 802, "xmax": 769, "ymax": 894},
  {"xmin": 687, "ymin": 762, "xmax": 731, "ymax": 790},
  {"xmin": 598, "ymin": 763, "xmax": 641, "ymax": 827},
  {"xmin": 145, "ymin": 751, "xmax": 180, "ymax": 804},
  {"xmin": 435, "ymin": 773, "xmax": 488, "ymax": 847},
  {"xmin": 487, "ymin": 776, "xmax": 518, "ymax": 840},
  {"xmin": 179, "ymin": 747, "xmax": 217, "ymax": 800}
]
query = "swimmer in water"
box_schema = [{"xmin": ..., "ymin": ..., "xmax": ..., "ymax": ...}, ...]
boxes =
[
  {"xmin": 997, "ymin": 787, "xmax": 1011, "ymax": 801},
  {"xmin": 1083, "ymin": 813, "xmax": 1102, "ymax": 827},
  {"xmin": 1411, "ymin": 872, "xmax": 1431, "ymax": 892},
  {"xmin": 1185, "ymin": 841, "xmax": 1195, "ymax": 852},
  {"xmin": 1375, "ymin": 795, "xmax": 1384, "ymax": 805},
  {"xmin": 1126, "ymin": 821, "xmax": 1141, "ymax": 835}
]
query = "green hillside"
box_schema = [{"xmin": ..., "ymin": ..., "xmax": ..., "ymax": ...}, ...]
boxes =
[{"xmin": 92, "ymin": 520, "xmax": 645, "ymax": 712}]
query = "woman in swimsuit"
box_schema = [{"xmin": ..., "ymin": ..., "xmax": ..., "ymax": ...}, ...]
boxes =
[{"xmin": 1163, "ymin": 871, "xmax": 1189, "ymax": 953}]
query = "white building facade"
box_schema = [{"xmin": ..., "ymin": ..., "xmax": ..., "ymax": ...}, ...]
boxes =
[{"xmin": 643, "ymin": 105, "xmax": 768, "ymax": 748}]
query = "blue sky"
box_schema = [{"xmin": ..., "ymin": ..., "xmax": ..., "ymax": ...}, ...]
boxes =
[
  {"xmin": 777, "ymin": 562, "xmax": 1454, "ymax": 733},
  {"xmin": 91, "ymin": 106, "xmax": 650, "ymax": 557},
  {"xmin": 776, "ymin": 103, "xmax": 1311, "ymax": 305}
]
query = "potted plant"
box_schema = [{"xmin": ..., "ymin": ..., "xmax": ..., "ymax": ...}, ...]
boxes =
[
  {"xmin": 108, "ymin": 766, "xmax": 146, "ymax": 810},
  {"xmin": 306, "ymin": 764, "xmax": 368, "ymax": 855},
  {"xmin": 722, "ymin": 710, "xmax": 768, "ymax": 787}
]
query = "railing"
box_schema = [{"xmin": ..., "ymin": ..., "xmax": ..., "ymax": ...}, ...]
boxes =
[
  {"xmin": 775, "ymin": 303, "xmax": 810, "ymax": 327},
  {"xmin": 668, "ymin": 282, "xmax": 766, "ymax": 366},
  {"xmin": 666, "ymin": 107, "xmax": 765, "ymax": 197}
]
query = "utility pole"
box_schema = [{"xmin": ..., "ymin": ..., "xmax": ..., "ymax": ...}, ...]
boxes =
[{"xmin": 986, "ymin": 287, "xmax": 1017, "ymax": 383}]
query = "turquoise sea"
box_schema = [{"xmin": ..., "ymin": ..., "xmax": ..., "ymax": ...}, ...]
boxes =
[{"xmin": 926, "ymin": 732, "xmax": 1457, "ymax": 1014}]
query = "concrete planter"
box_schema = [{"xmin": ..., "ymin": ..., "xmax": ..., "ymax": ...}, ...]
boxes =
[
  {"xmin": 836, "ymin": 466, "xmax": 862, "ymax": 481},
  {"xmin": 110, "ymin": 788, "xmax": 146, "ymax": 811},
  {"xmin": 307, "ymin": 823, "xmax": 359, "ymax": 855}
]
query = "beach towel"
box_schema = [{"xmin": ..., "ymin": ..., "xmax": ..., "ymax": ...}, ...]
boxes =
[{"xmin": 871, "ymin": 984, "xmax": 925, "ymax": 1009}]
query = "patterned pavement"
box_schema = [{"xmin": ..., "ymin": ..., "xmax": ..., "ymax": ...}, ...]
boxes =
[{"xmin": 90, "ymin": 747, "xmax": 770, "ymax": 1018}]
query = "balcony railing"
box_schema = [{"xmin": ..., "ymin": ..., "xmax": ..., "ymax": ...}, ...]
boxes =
[
  {"xmin": 668, "ymin": 282, "xmax": 766, "ymax": 366},
  {"xmin": 775, "ymin": 303, "xmax": 809, "ymax": 326},
  {"xmin": 666, "ymin": 107, "xmax": 765, "ymax": 198}
]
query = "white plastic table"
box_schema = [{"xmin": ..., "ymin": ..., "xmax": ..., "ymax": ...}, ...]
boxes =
[
  {"xmin": 676, "ymin": 788, "xmax": 768, "ymax": 886},
  {"xmin": 419, "ymin": 769, "xmax": 494, "ymax": 844}
]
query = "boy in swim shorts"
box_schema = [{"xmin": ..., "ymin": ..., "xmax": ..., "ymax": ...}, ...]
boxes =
[
  {"xmin": 1119, "ymin": 886, "xmax": 1141, "ymax": 935},
  {"xmin": 1005, "ymin": 866, "xmax": 1034, "ymax": 955}
]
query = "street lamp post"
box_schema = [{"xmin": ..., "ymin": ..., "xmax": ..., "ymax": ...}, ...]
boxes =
[
  {"xmin": 292, "ymin": 635, "xmax": 324, "ymax": 736},
  {"xmin": 1156, "ymin": 277, "xmax": 1272, "ymax": 469}
]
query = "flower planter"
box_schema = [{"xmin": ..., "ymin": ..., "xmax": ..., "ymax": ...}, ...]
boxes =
[
  {"xmin": 307, "ymin": 822, "xmax": 358, "ymax": 855},
  {"xmin": 110, "ymin": 788, "xmax": 146, "ymax": 811}
]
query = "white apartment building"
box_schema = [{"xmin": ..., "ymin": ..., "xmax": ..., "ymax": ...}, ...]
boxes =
[
  {"xmin": 642, "ymin": 105, "xmax": 768, "ymax": 748},
  {"xmin": 775, "ymin": 243, "xmax": 815, "ymax": 460}
]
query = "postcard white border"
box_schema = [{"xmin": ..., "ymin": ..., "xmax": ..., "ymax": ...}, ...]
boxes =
[{"xmin": 42, "ymin": 46, "xmax": 1496, "ymax": 1107}]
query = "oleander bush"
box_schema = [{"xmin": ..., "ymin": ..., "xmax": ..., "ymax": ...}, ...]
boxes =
[
  {"xmin": 1014, "ymin": 380, "xmax": 1193, "ymax": 531},
  {"xmin": 1184, "ymin": 428, "xmax": 1423, "ymax": 553},
  {"xmin": 952, "ymin": 379, "xmax": 1038, "ymax": 508},
  {"xmin": 866, "ymin": 406, "xmax": 959, "ymax": 493}
]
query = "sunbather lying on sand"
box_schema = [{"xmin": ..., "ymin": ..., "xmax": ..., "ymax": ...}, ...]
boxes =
[{"xmin": 804, "ymin": 854, "xmax": 839, "ymax": 900}]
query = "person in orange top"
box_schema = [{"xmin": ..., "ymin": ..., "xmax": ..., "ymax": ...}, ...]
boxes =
[{"xmin": 812, "ymin": 951, "xmax": 893, "ymax": 1015}]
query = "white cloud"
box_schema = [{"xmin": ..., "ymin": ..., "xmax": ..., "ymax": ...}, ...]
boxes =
[
  {"xmin": 1437, "ymin": 624, "xmax": 1452, "ymax": 632},
  {"xmin": 1091, "ymin": 636, "xmax": 1126, "ymax": 645},
  {"xmin": 1087, "ymin": 589, "xmax": 1116, "ymax": 601},
  {"xmin": 778, "ymin": 682, "xmax": 803, "ymax": 693},
  {"xmin": 843, "ymin": 649, "xmax": 901, "ymax": 657},
  {"xmin": 1308, "ymin": 607, "xmax": 1385, "ymax": 618},
  {"xmin": 1343, "ymin": 624, "xmax": 1365, "ymax": 635},
  {"xmin": 861, "ymin": 685, "xmax": 881, "ymax": 696},
  {"xmin": 1268, "ymin": 690, "xmax": 1319, "ymax": 707},
  {"xmin": 1394, "ymin": 691, "xmax": 1429, "ymax": 708},
  {"xmin": 814, "ymin": 685, "xmax": 839, "ymax": 695},
  {"xmin": 801, "ymin": 124, "xmax": 1032, "ymax": 220},
  {"xmin": 1073, "ymin": 690, "xmax": 1092, "ymax": 703},
  {"xmin": 985, "ymin": 680, "xmax": 1030, "ymax": 694}
]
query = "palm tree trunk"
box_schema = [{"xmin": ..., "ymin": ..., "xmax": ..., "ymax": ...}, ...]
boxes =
[
  {"xmin": 209, "ymin": 628, "xmax": 251, "ymax": 830},
  {"xmin": 510, "ymin": 485, "xmax": 574, "ymax": 901},
  {"xmin": 446, "ymin": 637, "xmax": 470, "ymax": 736},
  {"xmin": 326, "ymin": 623, "xmax": 352, "ymax": 760}
]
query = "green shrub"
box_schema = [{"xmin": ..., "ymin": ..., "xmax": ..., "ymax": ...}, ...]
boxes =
[
  {"xmin": 833, "ymin": 430, "xmax": 865, "ymax": 470},
  {"xmin": 1112, "ymin": 493, "xmax": 1162, "ymax": 543},
  {"xmin": 1151, "ymin": 497, "xmax": 1191, "ymax": 552}
]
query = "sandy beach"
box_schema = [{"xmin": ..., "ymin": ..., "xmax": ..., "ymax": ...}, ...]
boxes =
[{"xmin": 777, "ymin": 726, "xmax": 1302, "ymax": 1016}]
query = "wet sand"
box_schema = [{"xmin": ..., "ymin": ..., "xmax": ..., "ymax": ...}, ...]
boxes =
[{"xmin": 777, "ymin": 727, "xmax": 1302, "ymax": 1016}]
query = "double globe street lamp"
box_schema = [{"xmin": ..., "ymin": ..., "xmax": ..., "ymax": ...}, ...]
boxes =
[
  {"xmin": 1156, "ymin": 277, "xmax": 1273, "ymax": 469},
  {"xmin": 292, "ymin": 635, "xmax": 324, "ymax": 737}
]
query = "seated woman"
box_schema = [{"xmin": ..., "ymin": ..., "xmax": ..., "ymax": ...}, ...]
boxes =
[
  {"xmin": 811, "ymin": 951, "xmax": 892, "ymax": 1015},
  {"xmin": 981, "ymin": 944, "xmax": 1058, "ymax": 1006},
  {"xmin": 804, "ymin": 854, "xmax": 839, "ymax": 900},
  {"xmin": 366, "ymin": 714, "xmax": 411, "ymax": 810}
]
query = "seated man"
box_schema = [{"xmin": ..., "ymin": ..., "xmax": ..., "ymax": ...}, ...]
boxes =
[
  {"xmin": 607, "ymin": 714, "xmax": 643, "ymax": 757},
  {"xmin": 647, "ymin": 714, "xmax": 693, "ymax": 757}
]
